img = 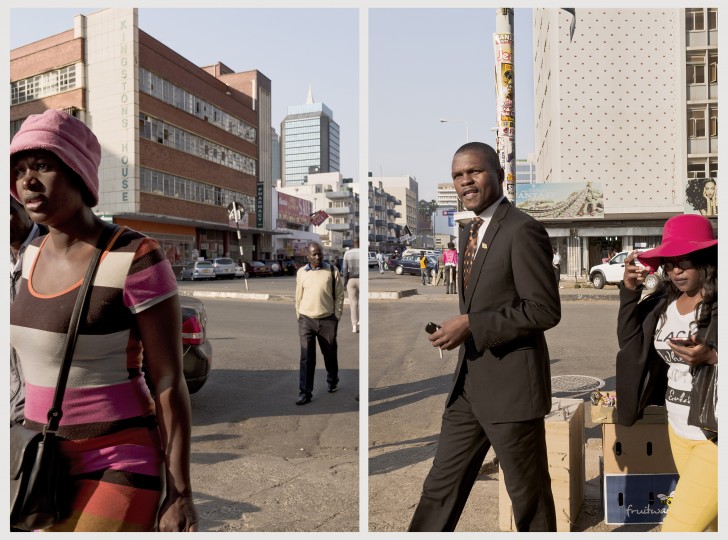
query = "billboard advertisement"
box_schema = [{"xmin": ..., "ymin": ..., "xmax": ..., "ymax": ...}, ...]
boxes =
[
  {"xmin": 516, "ymin": 182, "xmax": 604, "ymax": 220},
  {"xmin": 277, "ymin": 192, "xmax": 313, "ymax": 226},
  {"xmin": 684, "ymin": 177, "xmax": 717, "ymax": 216}
]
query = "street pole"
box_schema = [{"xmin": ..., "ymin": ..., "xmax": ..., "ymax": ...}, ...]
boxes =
[
  {"xmin": 231, "ymin": 201, "xmax": 249, "ymax": 291},
  {"xmin": 494, "ymin": 8, "xmax": 516, "ymax": 203}
]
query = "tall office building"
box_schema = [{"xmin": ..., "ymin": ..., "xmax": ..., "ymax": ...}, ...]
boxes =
[
  {"xmin": 533, "ymin": 7, "xmax": 717, "ymax": 275},
  {"xmin": 280, "ymin": 87, "xmax": 340, "ymax": 187}
]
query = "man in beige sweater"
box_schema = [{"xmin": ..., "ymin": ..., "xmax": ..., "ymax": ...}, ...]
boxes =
[{"xmin": 294, "ymin": 242, "xmax": 345, "ymax": 405}]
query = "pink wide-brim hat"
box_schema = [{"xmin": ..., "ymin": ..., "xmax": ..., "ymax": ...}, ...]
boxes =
[
  {"xmin": 10, "ymin": 109, "xmax": 100, "ymax": 206},
  {"xmin": 638, "ymin": 214, "xmax": 717, "ymax": 272}
]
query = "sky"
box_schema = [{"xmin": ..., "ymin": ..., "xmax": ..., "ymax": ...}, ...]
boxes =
[
  {"xmin": 8, "ymin": 5, "xmax": 534, "ymax": 202},
  {"xmin": 369, "ymin": 8, "xmax": 534, "ymax": 201},
  {"xmin": 8, "ymin": 7, "xmax": 360, "ymax": 179}
]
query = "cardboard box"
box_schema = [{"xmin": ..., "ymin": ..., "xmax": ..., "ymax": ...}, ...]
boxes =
[
  {"xmin": 499, "ymin": 398, "xmax": 584, "ymax": 532},
  {"xmin": 603, "ymin": 473, "xmax": 679, "ymax": 525},
  {"xmin": 602, "ymin": 423, "xmax": 676, "ymax": 474},
  {"xmin": 590, "ymin": 400, "xmax": 667, "ymax": 425}
]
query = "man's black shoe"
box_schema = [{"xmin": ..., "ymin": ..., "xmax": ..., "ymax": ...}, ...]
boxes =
[
  {"xmin": 296, "ymin": 396, "xmax": 312, "ymax": 405},
  {"xmin": 328, "ymin": 384, "xmax": 338, "ymax": 393}
]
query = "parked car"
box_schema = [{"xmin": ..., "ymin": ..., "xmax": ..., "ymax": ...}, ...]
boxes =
[
  {"xmin": 210, "ymin": 257, "xmax": 237, "ymax": 279},
  {"xmin": 589, "ymin": 250, "xmax": 664, "ymax": 289},
  {"xmin": 390, "ymin": 254, "xmax": 438, "ymax": 279},
  {"xmin": 247, "ymin": 261, "xmax": 274, "ymax": 277},
  {"xmin": 143, "ymin": 296, "xmax": 212, "ymax": 395},
  {"xmin": 368, "ymin": 251, "xmax": 378, "ymax": 268},
  {"xmin": 262, "ymin": 260, "xmax": 284, "ymax": 276},
  {"xmin": 280, "ymin": 259, "xmax": 301, "ymax": 275},
  {"xmin": 234, "ymin": 264, "xmax": 247, "ymax": 279},
  {"xmin": 178, "ymin": 260, "xmax": 215, "ymax": 281}
]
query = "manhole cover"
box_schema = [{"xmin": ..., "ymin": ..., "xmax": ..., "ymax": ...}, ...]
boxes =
[{"xmin": 551, "ymin": 375, "xmax": 605, "ymax": 394}]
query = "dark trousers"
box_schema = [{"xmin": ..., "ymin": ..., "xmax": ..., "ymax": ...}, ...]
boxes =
[
  {"xmin": 444, "ymin": 266, "xmax": 457, "ymax": 294},
  {"xmin": 298, "ymin": 314, "xmax": 339, "ymax": 398},
  {"xmin": 553, "ymin": 264, "xmax": 561, "ymax": 282},
  {"xmin": 408, "ymin": 389, "xmax": 556, "ymax": 532}
]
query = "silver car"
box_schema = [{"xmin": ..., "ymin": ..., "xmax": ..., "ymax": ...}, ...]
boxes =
[
  {"xmin": 210, "ymin": 257, "xmax": 237, "ymax": 279},
  {"xmin": 179, "ymin": 260, "xmax": 215, "ymax": 281}
]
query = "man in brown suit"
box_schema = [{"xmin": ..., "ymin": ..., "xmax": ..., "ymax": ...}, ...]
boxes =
[{"xmin": 409, "ymin": 142, "xmax": 561, "ymax": 532}]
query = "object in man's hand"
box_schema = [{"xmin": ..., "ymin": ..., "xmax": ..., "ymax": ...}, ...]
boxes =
[
  {"xmin": 670, "ymin": 338, "xmax": 697, "ymax": 348},
  {"xmin": 425, "ymin": 322, "xmax": 441, "ymax": 334}
]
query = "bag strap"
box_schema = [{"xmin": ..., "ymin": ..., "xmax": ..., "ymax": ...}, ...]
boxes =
[
  {"xmin": 45, "ymin": 223, "xmax": 117, "ymax": 433},
  {"xmin": 330, "ymin": 263, "xmax": 336, "ymax": 300}
]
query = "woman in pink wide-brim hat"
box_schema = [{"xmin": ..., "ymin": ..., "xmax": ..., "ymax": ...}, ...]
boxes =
[{"xmin": 615, "ymin": 213, "xmax": 717, "ymax": 532}]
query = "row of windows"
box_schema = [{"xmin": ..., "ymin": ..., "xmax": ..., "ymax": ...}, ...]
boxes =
[
  {"xmin": 284, "ymin": 118, "xmax": 321, "ymax": 128},
  {"xmin": 139, "ymin": 114, "xmax": 256, "ymax": 176},
  {"xmin": 140, "ymin": 167, "xmax": 255, "ymax": 211},
  {"xmin": 285, "ymin": 134, "xmax": 323, "ymax": 145},
  {"xmin": 686, "ymin": 8, "xmax": 718, "ymax": 32},
  {"xmin": 10, "ymin": 65, "xmax": 77, "ymax": 105},
  {"xmin": 286, "ymin": 155, "xmax": 322, "ymax": 165},
  {"xmin": 687, "ymin": 160, "xmax": 718, "ymax": 179},
  {"xmin": 284, "ymin": 126, "xmax": 322, "ymax": 137},
  {"xmin": 139, "ymin": 68, "xmax": 256, "ymax": 144},
  {"xmin": 686, "ymin": 51, "xmax": 718, "ymax": 85},
  {"xmin": 285, "ymin": 139, "xmax": 321, "ymax": 150},
  {"xmin": 687, "ymin": 105, "xmax": 718, "ymax": 138}
]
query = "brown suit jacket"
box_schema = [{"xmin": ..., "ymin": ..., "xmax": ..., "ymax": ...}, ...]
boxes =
[{"xmin": 447, "ymin": 198, "xmax": 561, "ymax": 423}]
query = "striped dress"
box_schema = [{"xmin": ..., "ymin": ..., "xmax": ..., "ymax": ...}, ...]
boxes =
[{"xmin": 9, "ymin": 227, "xmax": 178, "ymax": 531}]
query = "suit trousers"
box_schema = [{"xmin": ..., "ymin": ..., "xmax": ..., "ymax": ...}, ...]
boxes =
[
  {"xmin": 347, "ymin": 278, "xmax": 360, "ymax": 327},
  {"xmin": 298, "ymin": 314, "xmax": 339, "ymax": 398},
  {"xmin": 408, "ymin": 384, "xmax": 556, "ymax": 532}
]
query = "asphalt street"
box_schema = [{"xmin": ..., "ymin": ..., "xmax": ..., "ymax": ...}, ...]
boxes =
[
  {"xmin": 186, "ymin": 298, "xmax": 359, "ymax": 532},
  {"xmin": 179, "ymin": 271, "xmax": 658, "ymax": 532}
]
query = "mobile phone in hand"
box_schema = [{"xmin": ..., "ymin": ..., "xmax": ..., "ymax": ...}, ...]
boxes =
[
  {"xmin": 670, "ymin": 338, "xmax": 696, "ymax": 348},
  {"xmin": 425, "ymin": 322, "xmax": 441, "ymax": 334}
]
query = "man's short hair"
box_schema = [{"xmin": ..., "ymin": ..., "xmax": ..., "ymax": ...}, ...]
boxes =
[{"xmin": 454, "ymin": 142, "xmax": 501, "ymax": 172}]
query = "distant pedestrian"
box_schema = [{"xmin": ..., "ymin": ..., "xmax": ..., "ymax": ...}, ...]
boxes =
[
  {"xmin": 295, "ymin": 242, "xmax": 345, "ymax": 405},
  {"xmin": 435, "ymin": 250, "xmax": 445, "ymax": 286},
  {"xmin": 443, "ymin": 241, "xmax": 458, "ymax": 294},
  {"xmin": 376, "ymin": 251, "xmax": 385, "ymax": 274},
  {"xmin": 343, "ymin": 239, "xmax": 360, "ymax": 333},
  {"xmin": 552, "ymin": 247, "xmax": 562, "ymax": 288},
  {"xmin": 419, "ymin": 251, "xmax": 431, "ymax": 286}
]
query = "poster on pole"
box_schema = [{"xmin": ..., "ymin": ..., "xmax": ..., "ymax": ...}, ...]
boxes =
[{"xmin": 494, "ymin": 29, "xmax": 516, "ymax": 201}]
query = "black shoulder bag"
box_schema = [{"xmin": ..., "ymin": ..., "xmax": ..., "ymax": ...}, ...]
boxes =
[{"xmin": 10, "ymin": 224, "xmax": 116, "ymax": 531}]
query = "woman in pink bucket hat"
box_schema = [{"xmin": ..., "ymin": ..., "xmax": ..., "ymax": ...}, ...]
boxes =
[
  {"xmin": 10, "ymin": 109, "xmax": 198, "ymax": 531},
  {"xmin": 615, "ymin": 213, "xmax": 717, "ymax": 532}
]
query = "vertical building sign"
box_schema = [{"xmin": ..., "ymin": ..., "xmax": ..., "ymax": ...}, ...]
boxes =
[
  {"xmin": 494, "ymin": 9, "xmax": 516, "ymax": 202},
  {"xmin": 85, "ymin": 8, "xmax": 139, "ymax": 213},
  {"xmin": 256, "ymin": 183, "xmax": 265, "ymax": 228}
]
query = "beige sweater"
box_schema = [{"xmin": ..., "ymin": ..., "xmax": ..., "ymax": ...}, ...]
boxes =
[{"xmin": 295, "ymin": 263, "xmax": 344, "ymax": 320}]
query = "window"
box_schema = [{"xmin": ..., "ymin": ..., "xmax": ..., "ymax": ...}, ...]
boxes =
[
  {"xmin": 688, "ymin": 162, "xmax": 706, "ymax": 179},
  {"xmin": 710, "ymin": 106, "xmax": 718, "ymax": 137},
  {"xmin": 688, "ymin": 108, "xmax": 706, "ymax": 138},
  {"xmin": 709, "ymin": 52, "xmax": 718, "ymax": 83},
  {"xmin": 708, "ymin": 8, "xmax": 717, "ymax": 30},
  {"xmin": 687, "ymin": 8, "xmax": 705, "ymax": 31},
  {"xmin": 709, "ymin": 161, "xmax": 718, "ymax": 179},
  {"xmin": 686, "ymin": 53, "xmax": 705, "ymax": 84}
]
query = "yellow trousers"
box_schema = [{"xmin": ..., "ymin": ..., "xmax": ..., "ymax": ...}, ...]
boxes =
[{"xmin": 660, "ymin": 424, "xmax": 718, "ymax": 532}]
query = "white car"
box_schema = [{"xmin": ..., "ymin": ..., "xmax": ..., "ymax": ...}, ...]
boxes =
[
  {"xmin": 589, "ymin": 250, "xmax": 663, "ymax": 289},
  {"xmin": 368, "ymin": 251, "xmax": 378, "ymax": 268}
]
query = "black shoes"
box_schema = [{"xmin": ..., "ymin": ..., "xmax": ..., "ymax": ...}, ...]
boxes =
[
  {"xmin": 328, "ymin": 383, "xmax": 338, "ymax": 393},
  {"xmin": 296, "ymin": 395, "xmax": 312, "ymax": 405}
]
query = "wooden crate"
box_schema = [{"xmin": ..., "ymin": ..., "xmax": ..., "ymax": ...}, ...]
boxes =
[{"xmin": 499, "ymin": 398, "xmax": 585, "ymax": 532}]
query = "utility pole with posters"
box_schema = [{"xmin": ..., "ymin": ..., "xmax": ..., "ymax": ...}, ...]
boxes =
[{"xmin": 494, "ymin": 7, "xmax": 516, "ymax": 203}]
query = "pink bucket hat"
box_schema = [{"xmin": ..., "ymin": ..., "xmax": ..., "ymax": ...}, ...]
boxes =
[
  {"xmin": 10, "ymin": 109, "xmax": 100, "ymax": 206},
  {"xmin": 638, "ymin": 214, "xmax": 717, "ymax": 272}
]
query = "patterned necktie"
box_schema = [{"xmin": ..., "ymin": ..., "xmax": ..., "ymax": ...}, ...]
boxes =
[{"xmin": 462, "ymin": 217, "xmax": 483, "ymax": 290}]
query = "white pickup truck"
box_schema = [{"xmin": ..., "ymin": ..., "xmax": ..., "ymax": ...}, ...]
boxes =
[{"xmin": 589, "ymin": 250, "xmax": 663, "ymax": 289}]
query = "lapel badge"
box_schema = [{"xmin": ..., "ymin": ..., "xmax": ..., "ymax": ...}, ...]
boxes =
[{"xmin": 481, "ymin": 242, "xmax": 488, "ymax": 250}]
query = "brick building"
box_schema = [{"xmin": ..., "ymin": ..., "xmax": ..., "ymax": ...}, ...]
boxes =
[{"xmin": 10, "ymin": 8, "xmax": 275, "ymax": 264}]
